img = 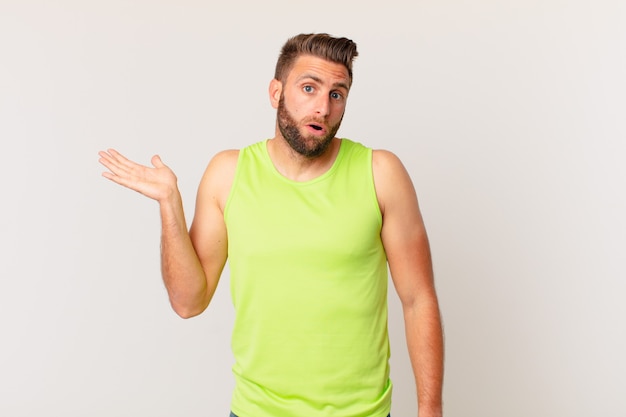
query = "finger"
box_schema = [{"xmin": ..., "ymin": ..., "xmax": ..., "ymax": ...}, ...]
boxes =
[
  {"xmin": 98, "ymin": 150, "xmax": 127, "ymax": 172},
  {"xmin": 103, "ymin": 150, "xmax": 154, "ymax": 182},
  {"xmin": 106, "ymin": 149, "xmax": 149, "ymax": 174},
  {"xmin": 100, "ymin": 158, "xmax": 143, "ymax": 190},
  {"xmin": 98, "ymin": 152, "xmax": 129, "ymax": 177},
  {"xmin": 151, "ymin": 155, "xmax": 165, "ymax": 168},
  {"xmin": 98, "ymin": 152, "xmax": 119, "ymax": 173},
  {"xmin": 101, "ymin": 169, "xmax": 133, "ymax": 188},
  {"xmin": 106, "ymin": 148, "xmax": 126, "ymax": 161},
  {"xmin": 98, "ymin": 150, "xmax": 118, "ymax": 166}
]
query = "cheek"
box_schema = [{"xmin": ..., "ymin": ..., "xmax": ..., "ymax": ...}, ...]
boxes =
[
  {"xmin": 331, "ymin": 103, "xmax": 346, "ymax": 119},
  {"xmin": 284, "ymin": 95, "xmax": 305, "ymax": 115},
  {"xmin": 292, "ymin": 96, "xmax": 312, "ymax": 112}
]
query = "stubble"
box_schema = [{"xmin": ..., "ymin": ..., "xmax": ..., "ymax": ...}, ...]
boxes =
[{"xmin": 277, "ymin": 96, "xmax": 342, "ymax": 158}]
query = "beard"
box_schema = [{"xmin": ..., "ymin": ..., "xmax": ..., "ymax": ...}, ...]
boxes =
[{"xmin": 277, "ymin": 95, "xmax": 342, "ymax": 158}]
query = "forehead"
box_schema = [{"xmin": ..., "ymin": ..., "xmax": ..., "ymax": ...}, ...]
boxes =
[{"xmin": 287, "ymin": 54, "xmax": 350, "ymax": 86}]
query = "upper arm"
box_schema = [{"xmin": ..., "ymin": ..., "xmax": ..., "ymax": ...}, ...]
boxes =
[
  {"xmin": 373, "ymin": 150, "xmax": 435, "ymax": 307},
  {"xmin": 189, "ymin": 149, "xmax": 239, "ymax": 290}
]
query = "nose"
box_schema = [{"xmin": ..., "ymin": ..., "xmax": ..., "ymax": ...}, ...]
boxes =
[{"xmin": 315, "ymin": 94, "xmax": 331, "ymax": 117}]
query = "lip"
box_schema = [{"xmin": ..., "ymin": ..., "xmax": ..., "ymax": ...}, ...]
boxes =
[{"xmin": 305, "ymin": 123, "xmax": 327, "ymax": 136}]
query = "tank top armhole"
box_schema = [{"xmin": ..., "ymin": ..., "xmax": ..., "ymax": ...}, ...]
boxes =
[
  {"xmin": 223, "ymin": 147, "xmax": 246, "ymax": 223},
  {"xmin": 367, "ymin": 148, "xmax": 383, "ymax": 229}
]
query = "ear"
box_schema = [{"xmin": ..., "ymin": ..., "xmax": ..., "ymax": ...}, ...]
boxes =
[{"xmin": 269, "ymin": 78, "xmax": 282, "ymax": 109}]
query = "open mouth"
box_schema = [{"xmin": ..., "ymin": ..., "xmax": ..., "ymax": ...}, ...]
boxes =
[{"xmin": 308, "ymin": 123, "xmax": 324, "ymax": 131}]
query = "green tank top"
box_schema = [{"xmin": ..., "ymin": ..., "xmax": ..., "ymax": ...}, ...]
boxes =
[{"xmin": 224, "ymin": 139, "xmax": 392, "ymax": 417}]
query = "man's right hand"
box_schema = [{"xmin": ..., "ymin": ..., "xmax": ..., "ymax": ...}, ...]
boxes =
[
  {"xmin": 98, "ymin": 148, "xmax": 234, "ymax": 318},
  {"xmin": 98, "ymin": 149, "xmax": 178, "ymax": 203}
]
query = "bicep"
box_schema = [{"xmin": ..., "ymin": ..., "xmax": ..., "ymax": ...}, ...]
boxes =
[
  {"xmin": 189, "ymin": 150, "xmax": 238, "ymax": 286},
  {"xmin": 374, "ymin": 150, "xmax": 434, "ymax": 306},
  {"xmin": 189, "ymin": 195, "xmax": 228, "ymax": 283}
]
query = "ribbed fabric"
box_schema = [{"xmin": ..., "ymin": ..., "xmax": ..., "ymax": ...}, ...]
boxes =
[{"xmin": 224, "ymin": 139, "xmax": 392, "ymax": 417}]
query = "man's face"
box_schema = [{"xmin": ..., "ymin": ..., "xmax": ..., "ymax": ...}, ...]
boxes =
[{"xmin": 275, "ymin": 55, "xmax": 350, "ymax": 158}]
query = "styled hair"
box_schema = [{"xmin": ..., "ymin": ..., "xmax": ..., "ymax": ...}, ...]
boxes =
[{"xmin": 274, "ymin": 33, "xmax": 358, "ymax": 85}]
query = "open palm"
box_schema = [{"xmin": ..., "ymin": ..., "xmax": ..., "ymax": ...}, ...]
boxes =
[{"xmin": 98, "ymin": 149, "xmax": 178, "ymax": 203}]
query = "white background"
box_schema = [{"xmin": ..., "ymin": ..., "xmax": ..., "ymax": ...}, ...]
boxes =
[{"xmin": 1, "ymin": 1, "xmax": 625, "ymax": 416}]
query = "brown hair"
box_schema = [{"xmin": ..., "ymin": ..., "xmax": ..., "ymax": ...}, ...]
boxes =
[{"xmin": 274, "ymin": 33, "xmax": 358, "ymax": 86}]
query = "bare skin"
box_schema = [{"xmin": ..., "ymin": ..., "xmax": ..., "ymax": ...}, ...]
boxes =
[{"xmin": 99, "ymin": 54, "xmax": 443, "ymax": 417}]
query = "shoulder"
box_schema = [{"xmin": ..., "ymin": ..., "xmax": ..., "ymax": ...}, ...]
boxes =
[
  {"xmin": 197, "ymin": 149, "xmax": 240, "ymax": 211},
  {"xmin": 201, "ymin": 149, "xmax": 240, "ymax": 191},
  {"xmin": 372, "ymin": 149, "xmax": 412, "ymax": 188},
  {"xmin": 209, "ymin": 149, "xmax": 240, "ymax": 168},
  {"xmin": 372, "ymin": 148, "xmax": 404, "ymax": 172},
  {"xmin": 372, "ymin": 149, "xmax": 417, "ymax": 216}
]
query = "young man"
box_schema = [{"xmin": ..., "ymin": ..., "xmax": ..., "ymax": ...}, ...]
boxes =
[{"xmin": 99, "ymin": 33, "xmax": 443, "ymax": 417}]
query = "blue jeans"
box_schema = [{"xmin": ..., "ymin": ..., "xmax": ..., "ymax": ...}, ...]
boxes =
[{"xmin": 230, "ymin": 413, "xmax": 390, "ymax": 417}]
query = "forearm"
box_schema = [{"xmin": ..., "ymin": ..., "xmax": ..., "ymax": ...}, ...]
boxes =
[
  {"xmin": 98, "ymin": 149, "xmax": 213, "ymax": 317},
  {"xmin": 404, "ymin": 294, "xmax": 444, "ymax": 417},
  {"xmin": 159, "ymin": 193, "xmax": 208, "ymax": 318}
]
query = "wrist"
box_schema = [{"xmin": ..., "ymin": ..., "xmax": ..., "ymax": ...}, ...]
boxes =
[
  {"xmin": 418, "ymin": 406, "xmax": 443, "ymax": 417},
  {"xmin": 158, "ymin": 189, "xmax": 184, "ymax": 223}
]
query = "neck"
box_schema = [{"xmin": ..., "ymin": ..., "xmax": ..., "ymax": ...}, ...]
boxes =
[{"xmin": 267, "ymin": 134, "xmax": 341, "ymax": 182}]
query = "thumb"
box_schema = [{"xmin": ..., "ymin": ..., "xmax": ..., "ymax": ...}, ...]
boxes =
[{"xmin": 151, "ymin": 155, "xmax": 165, "ymax": 168}]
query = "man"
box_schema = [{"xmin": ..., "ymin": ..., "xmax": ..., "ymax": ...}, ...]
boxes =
[{"xmin": 99, "ymin": 33, "xmax": 443, "ymax": 417}]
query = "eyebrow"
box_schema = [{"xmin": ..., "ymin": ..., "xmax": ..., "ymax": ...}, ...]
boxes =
[{"xmin": 297, "ymin": 73, "xmax": 350, "ymax": 92}]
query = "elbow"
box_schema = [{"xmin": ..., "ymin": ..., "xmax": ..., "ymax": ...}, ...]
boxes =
[
  {"xmin": 174, "ymin": 308, "xmax": 200, "ymax": 319},
  {"xmin": 401, "ymin": 289, "xmax": 440, "ymax": 313},
  {"xmin": 171, "ymin": 300, "xmax": 207, "ymax": 319},
  {"xmin": 167, "ymin": 282, "xmax": 214, "ymax": 319}
]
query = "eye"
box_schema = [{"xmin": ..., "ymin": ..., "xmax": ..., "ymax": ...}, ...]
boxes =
[
  {"xmin": 303, "ymin": 85, "xmax": 314, "ymax": 93},
  {"xmin": 330, "ymin": 91, "xmax": 343, "ymax": 100}
]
